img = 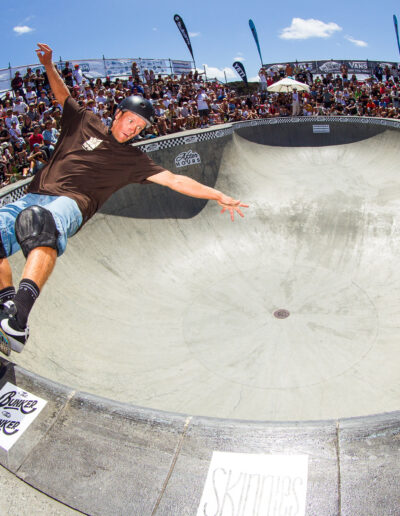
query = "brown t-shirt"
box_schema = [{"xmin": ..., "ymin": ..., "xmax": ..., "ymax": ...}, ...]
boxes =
[{"xmin": 28, "ymin": 96, "xmax": 165, "ymax": 224}]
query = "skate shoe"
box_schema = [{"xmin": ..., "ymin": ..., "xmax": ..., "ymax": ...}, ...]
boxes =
[{"xmin": 0, "ymin": 301, "xmax": 29, "ymax": 355}]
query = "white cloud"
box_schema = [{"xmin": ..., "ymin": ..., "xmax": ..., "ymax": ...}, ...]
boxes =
[
  {"xmin": 345, "ymin": 35, "xmax": 368, "ymax": 47},
  {"xmin": 199, "ymin": 65, "xmax": 237, "ymax": 82},
  {"xmin": 189, "ymin": 32, "xmax": 200, "ymax": 38},
  {"xmin": 280, "ymin": 18, "xmax": 342, "ymax": 40},
  {"xmin": 234, "ymin": 52, "xmax": 245, "ymax": 62},
  {"xmin": 13, "ymin": 25, "xmax": 34, "ymax": 36}
]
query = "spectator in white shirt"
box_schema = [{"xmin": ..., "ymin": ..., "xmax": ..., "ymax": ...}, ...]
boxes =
[
  {"xmin": 12, "ymin": 98, "xmax": 28, "ymax": 115},
  {"xmin": 73, "ymin": 64, "xmax": 83, "ymax": 85}
]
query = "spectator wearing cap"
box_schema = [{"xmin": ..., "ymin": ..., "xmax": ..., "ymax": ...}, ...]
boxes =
[
  {"xmin": 13, "ymin": 97, "xmax": 28, "ymax": 115},
  {"xmin": 100, "ymin": 109, "xmax": 112, "ymax": 128},
  {"xmin": 95, "ymin": 89, "xmax": 107, "ymax": 105},
  {"xmin": 28, "ymin": 142, "xmax": 48, "ymax": 176},
  {"xmin": 81, "ymin": 80, "xmax": 93, "ymax": 98},
  {"xmin": 132, "ymin": 81, "xmax": 144, "ymax": 95},
  {"xmin": 11, "ymin": 71, "xmax": 24, "ymax": 98},
  {"xmin": 127, "ymin": 76, "xmax": 134, "ymax": 90},
  {"xmin": 20, "ymin": 115, "xmax": 34, "ymax": 139},
  {"xmin": 52, "ymin": 108, "xmax": 62, "ymax": 130},
  {"xmin": 86, "ymin": 99, "xmax": 98, "ymax": 114},
  {"xmin": 12, "ymin": 138, "xmax": 28, "ymax": 173},
  {"xmin": 5, "ymin": 109, "xmax": 19, "ymax": 130},
  {"xmin": 38, "ymin": 90, "xmax": 50, "ymax": 107},
  {"xmin": 26, "ymin": 103, "xmax": 39, "ymax": 123},
  {"xmin": 42, "ymin": 120, "xmax": 59, "ymax": 155},
  {"xmin": 73, "ymin": 64, "xmax": 83, "ymax": 85},
  {"xmin": 0, "ymin": 120, "xmax": 10, "ymax": 146},
  {"xmin": 33, "ymin": 68, "xmax": 45, "ymax": 92},
  {"xmin": 28, "ymin": 125, "xmax": 44, "ymax": 151},
  {"xmin": 131, "ymin": 61, "xmax": 140, "ymax": 80},
  {"xmin": 9, "ymin": 121, "xmax": 22, "ymax": 144},
  {"xmin": 25, "ymin": 85, "xmax": 37, "ymax": 105},
  {"xmin": 36, "ymin": 102, "xmax": 47, "ymax": 123},
  {"xmin": 23, "ymin": 68, "xmax": 35, "ymax": 89},
  {"xmin": 258, "ymin": 68, "xmax": 267, "ymax": 92},
  {"xmin": 62, "ymin": 61, "xmax": 74, "ymax": 88}
]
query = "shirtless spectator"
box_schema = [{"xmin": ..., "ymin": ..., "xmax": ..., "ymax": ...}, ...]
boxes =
[{"xmin": 62, "ymin": 61, "xmax": 74, "ymax": 89}]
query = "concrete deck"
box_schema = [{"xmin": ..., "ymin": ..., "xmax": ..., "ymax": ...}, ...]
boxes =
[{"xmin": 1, "ymin": 117, "xmax": 400, "ymax": 514}]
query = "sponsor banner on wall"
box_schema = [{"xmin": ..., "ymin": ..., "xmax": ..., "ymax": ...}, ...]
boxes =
[
  {"xmin": 264, "ymin": 59, "xmax": 400, "ymax": 76},
  {"xmin": 197, "ymin": 452, "xmax": 309, "ymax": 516},
  {"xmin": 175, "ymin": 149, "xmax": 201, "ymax": 167},
  {"xmin": 0, "ymin": 382, "xmax": 47, "ymax": 451},
  {"xmin": 139, "ymin": 59, "xmax": 170, "ymax": 75},
  {"xmin": 1, "ymin": 57, "xmax": 192, "ymax": 93},
  {"xmin": 171, "ymin": 60, "xmax": 193, "ymax": 75}
]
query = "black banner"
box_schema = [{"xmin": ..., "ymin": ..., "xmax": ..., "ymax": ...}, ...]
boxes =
[
  {"xmin": 233, "ymin": 61, "xmax": 248, "ymax": 85},
  {"xmin": 174, "ymin": 14, "xmax": 195, "ymax": 65},
  {"xmin": 263, "ymin": 59, "xmax": 399, "ymax": 76}
]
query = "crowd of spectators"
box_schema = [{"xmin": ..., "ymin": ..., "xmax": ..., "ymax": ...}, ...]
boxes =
[{"xmin": 1, "ymin": 59, "xmax": 400, "ymax": 188}]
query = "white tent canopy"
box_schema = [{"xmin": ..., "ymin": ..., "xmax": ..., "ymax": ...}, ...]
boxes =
[{"xmin": 267, "ymin": 77, "xmax": 310, "ymax": 93}]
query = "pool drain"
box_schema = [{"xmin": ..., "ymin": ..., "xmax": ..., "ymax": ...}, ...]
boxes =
[{"xmin": 274, "ymin": 309, "xmax": 290, "ymax": 319}]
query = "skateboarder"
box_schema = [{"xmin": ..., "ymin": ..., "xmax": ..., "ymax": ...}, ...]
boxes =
[{"xmin": 0, "ymin": 43, "xmax": 248, "ymax": 356}]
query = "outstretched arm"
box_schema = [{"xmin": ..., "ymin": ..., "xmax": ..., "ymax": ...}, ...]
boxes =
[
  {"xmin": 148, "ymin": 170, "xmax": 248, "ymax": 221},
  {"xmin": 35, "ymin": 43, "xmax": 70, "ymax": 107}
]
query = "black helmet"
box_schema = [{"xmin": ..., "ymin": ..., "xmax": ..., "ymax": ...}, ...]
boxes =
[{"xmin": 116, "ymin": 95, "xmax": 155, "ymax": 128}]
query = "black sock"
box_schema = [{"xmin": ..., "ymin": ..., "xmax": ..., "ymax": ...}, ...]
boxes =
[
  {"xmin": 0, "ymin": 286, "xmax": 16, "ymax": 304},
  {"xmin": 13, "ymin": 279, "xmax": 40, "ymax": 329}
]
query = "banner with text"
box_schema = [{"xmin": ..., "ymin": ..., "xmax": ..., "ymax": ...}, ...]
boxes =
[
  {"xmin": 233, "ymin": 61, "xmax": 248, "ymax": 85},
  {"xmin": 174, "ymin": 14, "xmax": 196, "ymax": 64},
  {"xmin": 0, "ymin": 57, "xmax": 193, "ymax": 93},
  {"xmin": 263, "ymin": 59, "xmax": 400, "ymax": 76}
]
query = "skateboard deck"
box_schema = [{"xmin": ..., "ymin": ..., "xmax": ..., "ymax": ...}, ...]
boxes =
[{"xmin": 0, "ymin": 328, "xmax": 11, "ymax": 356}]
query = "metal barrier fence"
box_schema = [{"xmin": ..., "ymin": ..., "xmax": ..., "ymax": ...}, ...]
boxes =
[{"xmin": 1, "ymin": 56, "xmax": 193, "ymax": 93}]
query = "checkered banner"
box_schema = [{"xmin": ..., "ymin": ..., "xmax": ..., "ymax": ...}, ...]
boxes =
[{"xmin": 1, "ymin": 115, "xmax": 400, "ymax": 206}]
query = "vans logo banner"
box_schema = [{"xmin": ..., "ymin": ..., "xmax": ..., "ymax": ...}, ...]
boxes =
[{"xmin": 0, "ymin": 382, "xmax": 47, "ymax": 451}]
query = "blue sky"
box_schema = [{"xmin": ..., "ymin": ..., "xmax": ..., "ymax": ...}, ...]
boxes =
[{"xmin": 1, "ymin": 0, "xmax": 400, "ymax": 82}]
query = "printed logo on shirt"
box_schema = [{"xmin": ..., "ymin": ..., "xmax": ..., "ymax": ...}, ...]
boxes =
[{"xmin": 82, "ymin": 137, "xmax": 103, "ymax": 151}]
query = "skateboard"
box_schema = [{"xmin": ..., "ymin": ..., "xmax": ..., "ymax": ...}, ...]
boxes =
[{"xmin": 0, "ymin": 329, "xmax": 10, "ymax": 357}]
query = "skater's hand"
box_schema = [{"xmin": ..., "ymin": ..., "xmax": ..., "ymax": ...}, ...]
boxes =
[
  {"xmin": 217, "ymin": 195, "xmax": 249, "ymax": 221},
  {"xmin": 35, "ymin": 43, "xmax": 53, "ymax": 67}
]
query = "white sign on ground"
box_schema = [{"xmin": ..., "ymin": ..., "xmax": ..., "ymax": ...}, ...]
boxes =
[
  {"xmin": 0, "ymin": 382, "xmax": 47, "ymax": 451},
  {"xmin": 197, "ymin": 451, "xmax": 308, "ymax": 516}
]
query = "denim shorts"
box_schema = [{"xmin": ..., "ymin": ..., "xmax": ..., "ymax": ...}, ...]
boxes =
[{"xmin": 0, "ymin": 193, "xmax": 83, "ymax": 257}]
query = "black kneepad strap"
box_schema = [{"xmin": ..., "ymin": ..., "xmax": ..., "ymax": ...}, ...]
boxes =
[
  {"xmin": 15, "ymin": 205, "xmax": 59, "ymax": 258},
  {"xmin": 0, "ymin": 235, "xmax": 7, "ymax": 259}
]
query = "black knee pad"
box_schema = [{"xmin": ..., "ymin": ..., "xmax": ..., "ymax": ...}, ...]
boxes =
[
  {"xmin": 15, "ymin": 205, "xmax": 59, "ymax": 258},
  {"xmin": 0, "ymin": 234, "xmax": 6, "ymax": 259}
]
